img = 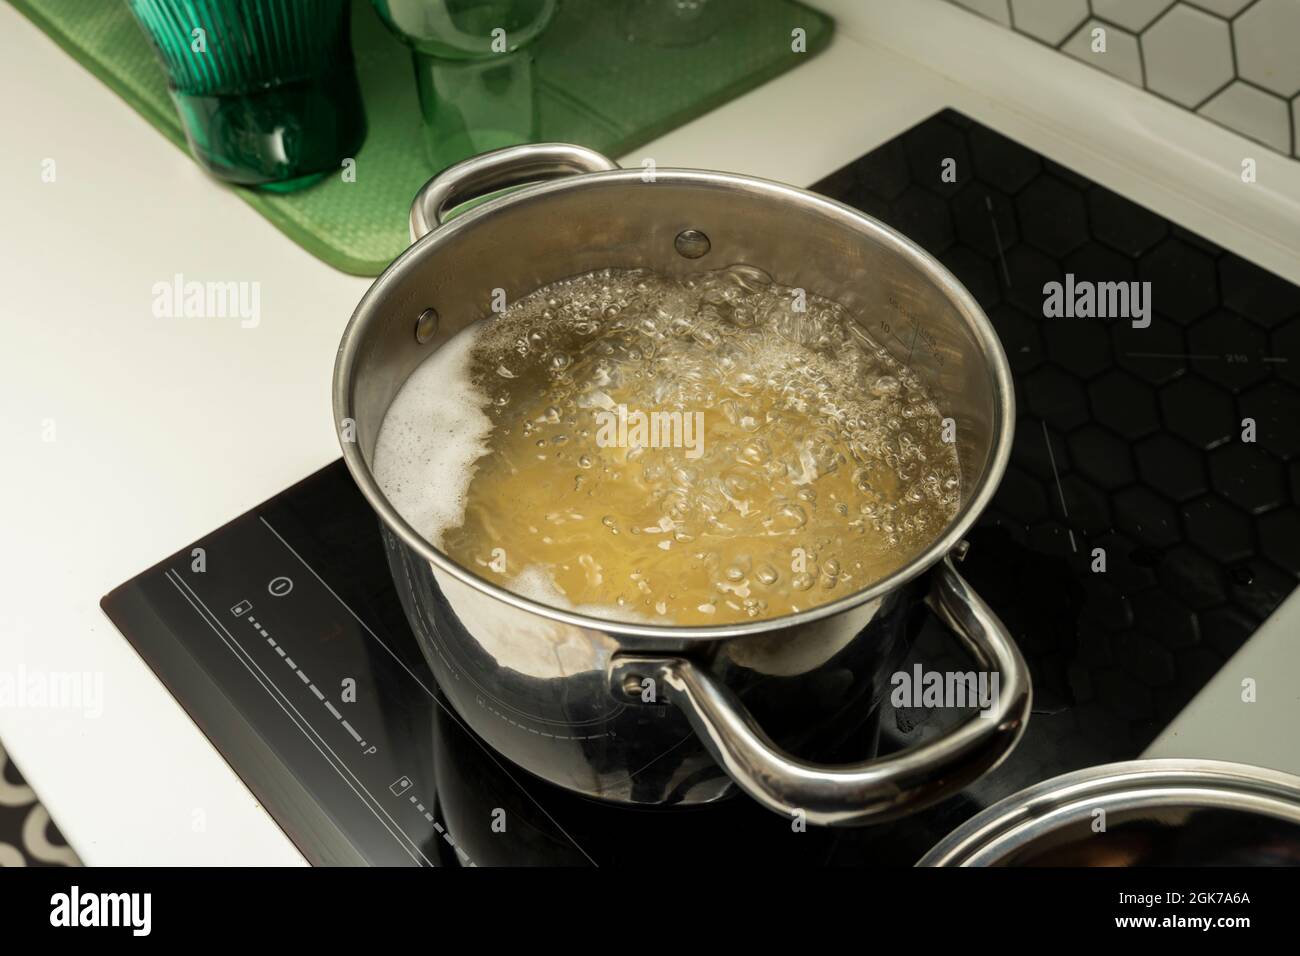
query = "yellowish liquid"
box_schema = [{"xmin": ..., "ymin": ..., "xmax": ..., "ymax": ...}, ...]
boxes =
[{"xmin": 401, "ymin": 265, "xmax": 962, "ymax": 626}]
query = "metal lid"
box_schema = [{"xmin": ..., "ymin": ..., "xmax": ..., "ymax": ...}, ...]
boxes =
[{"xmin": 919, "ymin": 759, "xmax": 1300, "ymax": 867}]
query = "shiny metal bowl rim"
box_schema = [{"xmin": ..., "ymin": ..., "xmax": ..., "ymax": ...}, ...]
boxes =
[
  {"xmin": 917, "ymin": 758, "xmax": 1300, "ymax": 866},
  {"xmin": 334, "ymin": 167, "xmax": 1016, "ymax": 642}
]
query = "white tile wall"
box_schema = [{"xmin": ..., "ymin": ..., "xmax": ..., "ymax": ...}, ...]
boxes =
[
  {"xmin": 1090, "ymin": 0, "xmax": 1169, "ymax": 31},
  {"xmin": 1142, "ymin": 4, "xmax": 1234, "ymax": 107},
  {"xmin": 1009, "ymin": 0, "xmax": 1089, "ymax": 43},
  {"xmin": 1061, "ymin": 18, "xmax": 1144, "ymax": 86},
  {"xmin": 1200, "ymin": 80, "xmax": 1292, "ymax": 151},
  {"xmin": 943, "ymin": 0, "xmax": 1300, "ymax": 159},
  {"xmin": 1235, "ymin": 0, "xmax": 1300, "ymax": 97},
  {"xmin": 950, "ymin": 0, "xmax": 1013, "ymax": 25}
]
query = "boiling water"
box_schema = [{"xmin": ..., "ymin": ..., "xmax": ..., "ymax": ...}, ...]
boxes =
[{"xmin": 374, "ymin": 265, "xmax": 961, "ymax": 626}]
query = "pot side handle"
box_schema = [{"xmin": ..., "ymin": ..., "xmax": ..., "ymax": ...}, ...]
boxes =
[
  {"xmin": 609, "ymin": 556, "xmax": 1032, "ymax": 827},
  {"xmin": 409, "ymin": 143, "xmax": 620, "ymax": 241}
]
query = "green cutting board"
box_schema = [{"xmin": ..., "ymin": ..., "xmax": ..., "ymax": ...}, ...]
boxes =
[{"xmin": 13, "ymin": 0, "xmax": 832, "ymax": 275}]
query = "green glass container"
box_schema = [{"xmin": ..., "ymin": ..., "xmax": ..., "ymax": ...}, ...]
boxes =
[
  {"xmin": 371, "ymin": 0, "xmax": 556, "ymax": 170},
  {"xmin": 127, "ymin": 0, "xmax": 368, "ymax": 190}
]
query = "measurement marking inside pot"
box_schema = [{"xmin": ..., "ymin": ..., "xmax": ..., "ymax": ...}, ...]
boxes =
[
  {"xmin": 1040, "ymin": 421, "xmax": 1077, "ymax": 553},
  {"xmin": 258, "ymin": 516, "xmax": 600, "ymax": 867}
]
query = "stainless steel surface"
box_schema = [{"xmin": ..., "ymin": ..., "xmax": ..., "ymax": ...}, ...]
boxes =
[
  {"xmin": 413, "ymin": 307, "xmax": 439, "ymax": 345},
  {"xmin": 408, "ymin": 142, "xmax": 619, "ymax": 238},
  {"xmin": 673, "ymin": 228, "xmax": 711, "ymax": 258},
  {"xmin": 335, "ymin": 142, "xmax": 1028, "ymax": 823},
  {"xmin": 919, "ymin": 759, "xmax": 1300, "ymax": 866},
  {"xmin": 609, "ymin": 558, "xmax": 1029, "ymax": 826}
]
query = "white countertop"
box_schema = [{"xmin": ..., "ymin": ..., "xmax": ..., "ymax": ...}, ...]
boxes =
[{"xmin": 1, "ymin": 0, "xmax": 1297, "ymax": 865}]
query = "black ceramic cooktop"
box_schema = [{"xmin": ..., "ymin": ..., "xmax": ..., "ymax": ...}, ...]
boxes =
[{"xmin": 103, "ymin": 110, "xmax": 1300, "ymax": 866}]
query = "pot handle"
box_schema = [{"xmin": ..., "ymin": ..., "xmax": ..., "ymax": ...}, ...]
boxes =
[
  {"xmin": 608, "ymin": 556, "xmax": 1031, "ymax": 827},
  {"xmin": 410, "ymin": 143, "xmax": 620, "ymax": 240}
]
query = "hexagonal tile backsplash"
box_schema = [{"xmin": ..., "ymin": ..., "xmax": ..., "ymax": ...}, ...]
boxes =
[{"xmin": 947, "ymin": 0, "xmax": 1300, "ymax": 159}]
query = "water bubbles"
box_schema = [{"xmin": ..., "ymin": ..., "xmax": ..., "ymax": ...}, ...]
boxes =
[
  {"xmin": 871, "ymin": 375, "xmax": 900, "ymax": 397},
  {"xmin": 722, "ymin": 472, "xmax": 753, "ymax": 501},
  {"xmin": 435, "ymin": 263, "xmax": 961, "ymax": 626},
  {"xmin": 739, "ymin": 438, "xmax": 770, "ymax": 466},
  {"xmin": 692, "ymin": 327, "xmax": 720, "ymax": 349},
  {"xmin": 774, "ymin": 502, "xmax": 808, "ymax": 529}
]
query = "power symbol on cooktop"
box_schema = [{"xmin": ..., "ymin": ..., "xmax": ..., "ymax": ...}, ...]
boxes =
[{"xmin": 268, "ymin": 576, "xmax": 294, "ymax": 597}]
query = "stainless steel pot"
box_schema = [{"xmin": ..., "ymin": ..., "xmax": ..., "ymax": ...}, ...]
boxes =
[
  {"xmin": 919, "ymin": 759, "xmax": 1300, "ymax": 866},
  {"xmin": 333, "ymin": 143, "xmax": 1031, "ymax": 825}
]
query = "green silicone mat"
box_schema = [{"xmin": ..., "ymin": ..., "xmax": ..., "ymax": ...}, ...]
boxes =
[{"xmin": 13, "ymin": 0, "xmax": 832, "ymax": 275}]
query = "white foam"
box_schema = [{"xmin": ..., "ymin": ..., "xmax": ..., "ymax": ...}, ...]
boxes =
[
  {"xmin": 373, "ymin": 322, "xmax": 493, "ymax": 550},
  {"xmin": 510, "ymin": 564, "xmax": 661, "ymax": 623}
]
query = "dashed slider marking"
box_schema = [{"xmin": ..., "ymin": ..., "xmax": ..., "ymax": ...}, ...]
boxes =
[
  {"xmin": 248, "ymin": 615, "xmax": 371, "ymax": 753},
  {"xmin": 406, "ymin": 790, "xmax": 473, "ymax": 864}
]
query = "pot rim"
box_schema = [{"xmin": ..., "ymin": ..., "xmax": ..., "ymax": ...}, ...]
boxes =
[
  {"xmin": 334, "ymin": 167, "xmax": 1016, "ymax": 641},
  {"xmin": 917, "ymin": 758, "xmax": 1300, "ymax": 866}
]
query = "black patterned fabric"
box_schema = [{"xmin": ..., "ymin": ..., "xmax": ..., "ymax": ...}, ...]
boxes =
[{"xmin": 0, "ymin": 740, "xmax": 79, "ymax": 867}]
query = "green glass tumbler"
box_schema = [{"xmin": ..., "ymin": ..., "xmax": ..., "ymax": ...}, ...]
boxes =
[
  {"xmin": 371, "ymin": 0, "xmax": 556, "ymax": 170},
  {"xmin": 127, "ymin": 0, "xmax": 368, "ymax": 191}
]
